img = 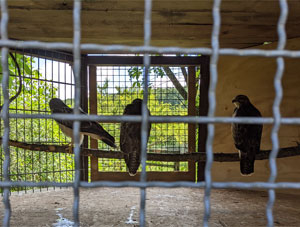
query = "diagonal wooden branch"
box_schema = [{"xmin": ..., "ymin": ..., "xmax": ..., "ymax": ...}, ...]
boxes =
[
  {"xmin": 180, "ymin": 67, "xmax": 188, "ymax": 83},
  {"xmin": 163, "ymin": 67, "xmax": 187, "ymax": 100},
  {"xmin": 2, "ymin": 138, "xmax": 300, "ymax": 162}
]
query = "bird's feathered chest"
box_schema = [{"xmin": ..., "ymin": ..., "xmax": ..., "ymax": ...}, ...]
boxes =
[
  {"xmin": 232, "ymin": 104, "xmax": 263, "ymax": 150},
  {"xmin": 120, "ymin": 102, "xmax": 151, "ymax": 151}
]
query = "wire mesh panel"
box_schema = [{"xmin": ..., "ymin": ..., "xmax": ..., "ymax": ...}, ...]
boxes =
[
  {"xmin": 95, "ymin": 64, "xmax": 190, "ymax": 173},
  {"xmin": 1, "ymin": 0, "xmax": 299, "ymax": 227},
  {"xmin": 88, "ymin": 59, "xmax": 199, "ymax": 182},
  {"xmin": 0, "ymin": 50, "xmax": 76, "ymax": 193}
]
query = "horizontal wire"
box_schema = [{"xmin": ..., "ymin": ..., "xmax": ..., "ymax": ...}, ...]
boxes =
[
  {"xmin": 0, "ymin": 181, "xmax": 300, "ymax": 189},
  {"xmin": 5, "ymin": 114, "xmax": 300, "ymax": 125},
  {"xmin": 1, "ymin": 40, "xmax": 300, "ymax": 57}
]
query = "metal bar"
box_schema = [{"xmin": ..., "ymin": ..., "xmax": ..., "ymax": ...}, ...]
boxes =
[
  {"xmin": 188, "ymin": 66, "xmax": 196, "ymax": 181},
  {"xmin": 80, "ymin": 55, "xmax": 89, "ymax": 181},
  {"xmin": 139, "ymin": 0, "xmax": 153, "ymax": 225},
  {"xmin": 88, "ymin": 65, "xmax": 99, "ymax": 181},
  {"xmin": 3, "ymin": 40, "xmax": 300, "ymax": 58},
  {"xmin": 7, "ymin": 114, "xmax": 300, "ymax": 125},
  {"xmin": 72, "ymin": 0, "xmax": 81, "ymax": 226},
  {"xmin": 0, "ymin": 180, "xmax": 300, "ymax": 190},
  {"xmin": 80, "ymin": 181, "xmax": 300, "ymax": 189},
  {"xmin": 0, "ymin": 0, "xmax": 12, "ymax": 225},
  {"xmin": 266, "ymin": 0, "xmax": 288, "ymax": 226},
  {"xmin": 198, "ymin": 56, "xmax": 210, "ymax": 181},
  {"xmin": 204, "ymin": 0, "xmax": 221, "ymax": 225},
  {"xmin": 87, "ymin": 56, "xmax": 203, "ymax": 66}
]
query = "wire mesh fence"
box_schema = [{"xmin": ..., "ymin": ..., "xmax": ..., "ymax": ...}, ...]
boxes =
[
  {"xmin": 0, "ymin": 50, "xmax": 76, "ymax": 193},
  {"xmin": 95, "ymin": 65, "xmax": 190, "ymax": 173},
  {"xmin": 0, "ymin": 0, "xmax": 299, "ymax": 227}
]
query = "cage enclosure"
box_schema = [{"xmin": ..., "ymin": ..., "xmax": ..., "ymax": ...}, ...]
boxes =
[
  {"xmin": 1, "ymin": 1, "xmax": 300, "ymax": 226},
  {"xmin": 0, "ymin": 51, "xmax": 209, "ymax": 187}
]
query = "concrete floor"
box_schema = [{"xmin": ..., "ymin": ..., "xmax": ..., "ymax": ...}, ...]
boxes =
[{"xmin": 0, "ymin": 187, "xmax": 300, "ymax": 226}]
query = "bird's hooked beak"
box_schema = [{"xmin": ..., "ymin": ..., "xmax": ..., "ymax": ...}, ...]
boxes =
[{"xmin": 232, "ymin": 98, "xmax": 239, "ymax": 107}]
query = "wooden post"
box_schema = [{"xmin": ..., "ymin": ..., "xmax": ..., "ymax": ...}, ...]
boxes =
[
  {"xmin": 198, "ymin": 56, "xmax": 210, "ymax": 181},
  {"xmin": 88, "ymin": 65, "xmax": 99, "ymax": 181},
  {"xmin": 80, "ymin": 55, "xmax": 89, "ymax": 181},
  {"xmin": 188, "ymin": 66, "xmax": 196, "ymax": 180}
]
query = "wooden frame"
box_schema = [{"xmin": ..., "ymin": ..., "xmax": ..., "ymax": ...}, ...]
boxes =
[
  {"xmin": 198, "ymin": 56, "xmax": 210, "ymax": 181},
  {"xmin": 80, "ymin": 55, "xmax": 89, "ymax": 181},
  {"xmin": 87, "ymin": 56, "xmax": 207, "ymax": 182}
]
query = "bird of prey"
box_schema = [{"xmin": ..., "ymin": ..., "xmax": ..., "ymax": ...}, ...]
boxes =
[
  {"xmin": 231, "ymin": 95, "xmax": 263, "ymax": 176},
  {"xmin": 49, "ymin": 98, "xmax": 116, "ymax": 150},
  {"xmin": 120, "ymin": 99, "xmax": 151, "ymax": 176}
]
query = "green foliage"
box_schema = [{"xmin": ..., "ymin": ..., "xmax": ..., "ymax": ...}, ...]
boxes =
[
  {"xmin": 0, "ymin": 54, "xmax": 74, "ymax": 191},
  {"xmin": 128, "ymin": 66, "xmax": 165, "ymax": 88},
  {"xmin": 0, "ymin": 56, "xmax": 195, "ymax": 189},
  {"xmin": 96, "ymin": 80, "xmax": 189, "ymax": 173}
]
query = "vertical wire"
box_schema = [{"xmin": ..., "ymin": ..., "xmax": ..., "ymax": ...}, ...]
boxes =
[
  {"xmin": 0, "ymin": 0, "xmax": 11, "ymax": 225},
  {"xmin": 64, "ymin": 60, "xmax": 68, "ymax": 182},
  {"xmin": 45, "ymin": 57, "xmax": 48, "ymax": 190},
  {"xmin": 203, "ymin": 0, "xmax": 221, "ymax": 226},
  {"xmin": 266, "ymin": 0, "xmax": 288, "ymax": 226},
  {"xmin": 37, "ymin": 56, "xmax": 41, "ymax": 191},
  {"xmin": 72, "ymin": 0, "xmax": 81, "ymax": 226},
  {"xmin": 30, "ymin": 54, "xmax": 33, "ymax": 192},
  {"xmin": 140, "ymin": 0, "xmax": 152, "ymax": 226}
]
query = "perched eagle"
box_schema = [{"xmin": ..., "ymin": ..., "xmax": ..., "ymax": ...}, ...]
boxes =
[
  {"xmin": 120, "ymin": 99, "xmax": 151, "ymax": 176},
  {"xmin": 231, "ymin": 95, "xmax": 263, "ymax": 176},
  {"xmin": 49, "ymin": 98, "xmax": 116, "ymax": 148}
]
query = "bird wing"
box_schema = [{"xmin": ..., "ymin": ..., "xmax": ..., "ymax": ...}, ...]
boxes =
[
  {"xmin": 50, "ymin": 99, "xmax": 116, "ymax": 147},
  {"xmin": 232, "ymin": 107, "xmax": 262, "ymax": 152},
  {"xmin": 120, "ymin": 121, "xmax": 142, "ymax": 175},
  {"xmin": 120, "ymin": 101, "xmax": 151, "ymax": 175},
  {"xmin": 53, "ymin": 104, "xmax": 75, "ymax": 129},
  {"xmin": 232, "ymin": 105, "xmax": 263, "ymax": 175}
]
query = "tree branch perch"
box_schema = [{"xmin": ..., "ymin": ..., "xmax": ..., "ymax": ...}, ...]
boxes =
[{"xmin": 1, "ymin": 138, "xmax": 300, "ymax": 162}]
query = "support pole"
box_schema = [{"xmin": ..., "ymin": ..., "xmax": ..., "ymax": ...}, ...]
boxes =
[
  {"xmin": 198, "ymin": 55, "xmax": 210, "ymax": 181},
  {"xmin": 80, "ymin": 55, "xmax": 89, "ymax": 181},
  {"xmin": 88, "ymin": 65, "xmax": 99, "ymax": 181},
  {"xmin": 188, "ymin": 66, "xmax": 196, "ymax": 180}
]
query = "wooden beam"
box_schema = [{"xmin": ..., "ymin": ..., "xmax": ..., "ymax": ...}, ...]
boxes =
[
  {"xmin": 4, "ymin": 0, "xmax": 300, "ymax": 49},
  {"xmin": 93, "ymin": 172, "xmax": 194, "ymax": 182},
  {"xmin": 188, "ymin": 66, "xmax": 196, "ymax": 180},
  {"xmin": 87, "ymin": 56, "xmax": 203, "ymax": 66},
  {"xmin": 80, "ymin": 55, "xmax": 89, "ymax": 181},
  {"xmin": 88, "ymin": 65, "xmax": 99, "ymax": 181},
  {"xmin": 6, "ymin": 0, "xmax": 295, "ymax": 15},
  {"xmin": 198, "ymin": 56, "xmax": 210, "ymax": 181}
]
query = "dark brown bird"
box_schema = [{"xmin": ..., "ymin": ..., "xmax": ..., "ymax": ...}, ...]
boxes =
[
  {"xmin": 231, "ymin": 95, "xmax": 263, "ymax": 176},
  {"xmin": 120, "ymin": 99, "xmax": 151, "ymax": 176},
  {"xmin": 49, "ymin": 98, "xmax": 116, "ymax": 148}
]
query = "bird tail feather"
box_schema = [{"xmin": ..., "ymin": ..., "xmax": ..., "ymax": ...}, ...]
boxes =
[
  {"xmin": 85, "ymin": 131, "xmax": 116, "ymax": 148},
  {"xmin": 125, "ymin": 151, "xmax": 140, "ymax": 176},
  {"xmin": 240, "ymin": 151, "xmax": 255, "ymax": 176}
]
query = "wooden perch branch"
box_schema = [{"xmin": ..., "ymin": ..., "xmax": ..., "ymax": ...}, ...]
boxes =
[{"xmin": 1, "ymin": 138, "xmax": 300, "ymax": 162}]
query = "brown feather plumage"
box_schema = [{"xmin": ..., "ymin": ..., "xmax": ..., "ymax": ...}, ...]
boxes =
[
  {"xmin": 231, "ymin": 95, "xmax": 263, "ymax": 175},
  {"xmin": 120, "ymin": 99, "xmax": 151, "ymax": 176}
]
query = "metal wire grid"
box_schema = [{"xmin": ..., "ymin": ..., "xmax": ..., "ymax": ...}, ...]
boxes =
[
  {"xmin": 0, "ymin": 0, "xmax": 298, "ymax": 227},
  {"xmin": 96, "ymin": 65, "xmax": 188, "ymax": 172},
  {"xmin": 0, "ymin": 50, "xmax": 76, "ymax": 193}
]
